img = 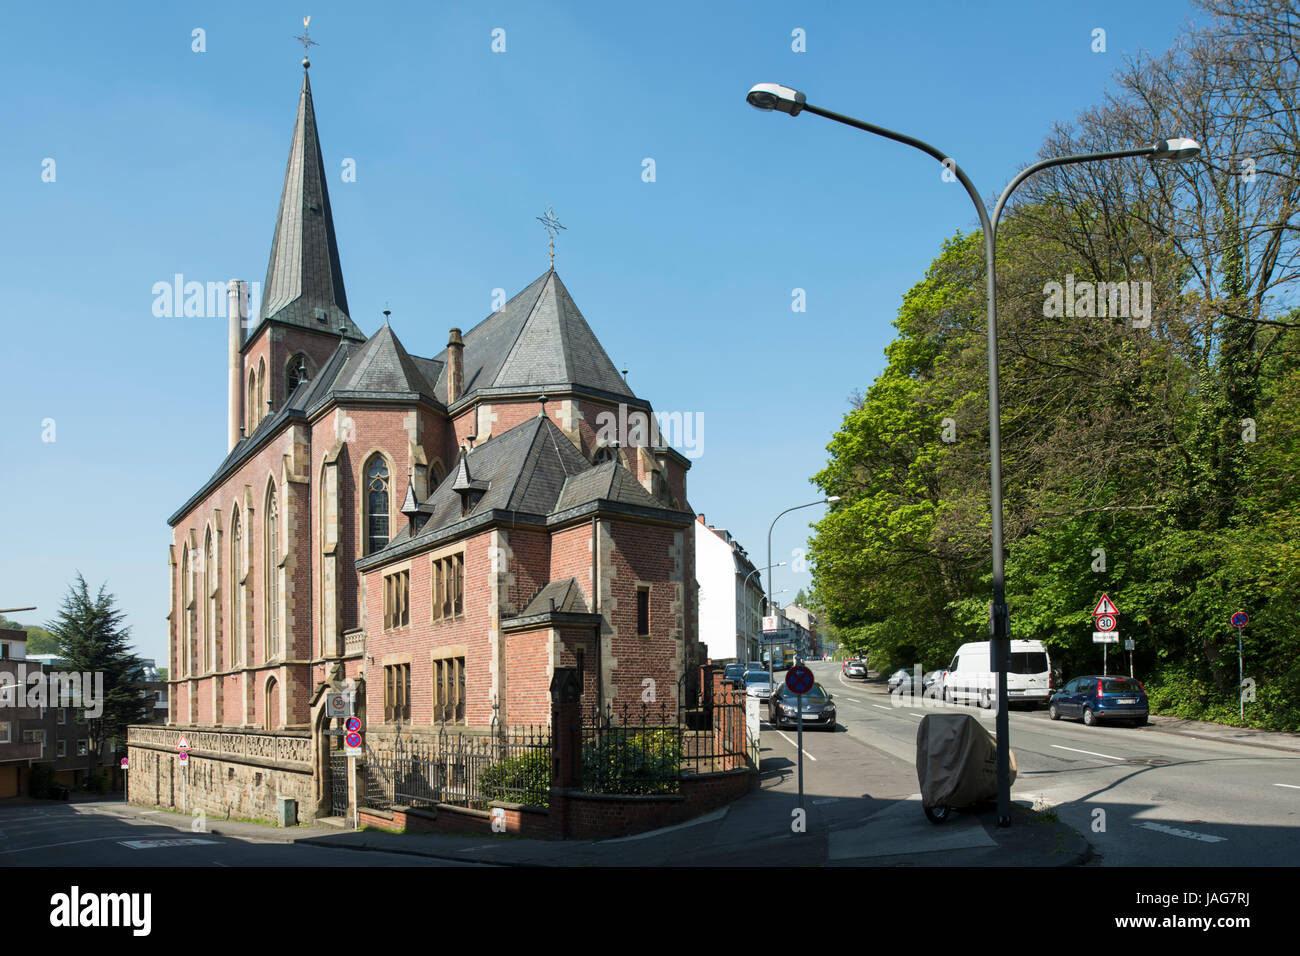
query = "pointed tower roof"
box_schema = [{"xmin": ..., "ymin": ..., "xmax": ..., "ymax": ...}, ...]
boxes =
[
  {"xmin": 430, "ymin": 270, "xmax": 635, "ymax": 402},
  {"xmin": 255, "ymin": 71, "xmax": 364, "ymax": 341},
  {"xmin": 332, "ymin": 322, "xmax": 436, "ymax": 399}
]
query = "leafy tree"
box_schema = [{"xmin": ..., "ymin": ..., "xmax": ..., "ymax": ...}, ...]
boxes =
[{"xmin": 44, "ymin": 573, "xmax": 152, "ymax": 775}]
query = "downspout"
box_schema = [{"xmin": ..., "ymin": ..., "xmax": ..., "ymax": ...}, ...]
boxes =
[{"xmin": 592, "ymin": 514, "xmax": 601, "ymax": 713}]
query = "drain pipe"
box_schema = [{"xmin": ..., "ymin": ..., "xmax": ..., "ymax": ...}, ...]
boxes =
[{"xmin": 592, "ymin": 514, "xmax": 602, "ymax": 712}]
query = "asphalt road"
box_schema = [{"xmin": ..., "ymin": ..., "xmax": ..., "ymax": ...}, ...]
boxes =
[
  {"xmin": 0, "ymin": 802, "xmax": 483, "ymax": 867},
  {"xmin": 791, "ymin": 660, "xmax": 1300, "ymax": 865}
]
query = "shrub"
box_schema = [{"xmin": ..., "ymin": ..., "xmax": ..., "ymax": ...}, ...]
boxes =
[
  {"xmin": 479, "ymin": 748, "xmax": 551, "ymax": 807},
  {"xmin": 83, "ymin": 770, "xmax": 110, "ymax": 794},
  {"xmin": 581, "ymin": 728, "xmax": 682, "ymax": 794}
]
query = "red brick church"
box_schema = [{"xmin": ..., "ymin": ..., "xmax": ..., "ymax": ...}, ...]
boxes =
[{"xmin": 166, "ymin": 62, "xmax": 701, "ymax": 738}]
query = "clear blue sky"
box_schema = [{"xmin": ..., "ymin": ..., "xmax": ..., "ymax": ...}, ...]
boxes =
[{"xmin": 0, "ymin": 0, "xmax": 1198, "ymax": 663}]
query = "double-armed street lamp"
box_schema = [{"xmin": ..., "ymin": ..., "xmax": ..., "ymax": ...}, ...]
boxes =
[{"xmin": 745, "ymin": 82, "xmax": 1199, "ymax": 825}]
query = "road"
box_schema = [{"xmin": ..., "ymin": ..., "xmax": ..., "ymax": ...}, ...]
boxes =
[
  {"xmin": 0, "ymin": 801, "xmax": 484, "ymax": 867},
  {"xmin": 772, "ymin": 660, "xmax": 1300, "ymax": 865}
]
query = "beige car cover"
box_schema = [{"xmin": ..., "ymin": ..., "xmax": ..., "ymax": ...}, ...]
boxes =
[{"xmin": 916, "ymin": 712, "xmax": 1017, "ymax": 808}]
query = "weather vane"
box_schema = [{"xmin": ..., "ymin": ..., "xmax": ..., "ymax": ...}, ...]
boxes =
[
  {"xmin": 294, "ymin": 16, "xmax": 318, "ymax": 68},
  {"xmin": 536, "ymin": 205, "xmax": 566, "ymax": 267}
]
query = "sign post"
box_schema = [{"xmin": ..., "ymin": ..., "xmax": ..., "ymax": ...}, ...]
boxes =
[
  {"xmin": 1231, "ymin": 611, "xmax": 1249, "ymax": 719},
  {"xmin": 1092, "ymin": 594, "xmax": 1119, "ymax": 676},
  {"xmin": 785, "ymin": 664, "xmax": 814, "ymax": 814}
]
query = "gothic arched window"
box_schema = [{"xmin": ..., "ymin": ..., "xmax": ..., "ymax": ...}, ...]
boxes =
[
  {"xmin": 366, "ymin": 454, "xmax": 391, "ymax": 554},
  {"xmin": 285, "ymin": 352, "xmax": 313, "ymax": 400},
  {"xmin": 230, "ymin": 507, "xmax": 243, "ymax": 668},
  {"xmin": 204, "ymin": 528, "xmax": 216, "ymax": 673},
  {"xmin": 247, "ymin": 371, "xmax": 257, "ymax": 433},
  {"xmin": 265, "ymin": 483, "xmax": 280, "ymax": 660},
  {"xmin": 181, "ymin": 546, "xmax": 194, "ymax": 677}
]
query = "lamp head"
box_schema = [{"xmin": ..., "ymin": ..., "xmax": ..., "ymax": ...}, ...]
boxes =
[
  {"xmin": 826, "ymin": 495, "xmax": 842, "ymax": 503},
  {"xmin": 746, "ymin": 83, "xmax": 806, "ymax": 116},
  {"xmin": 1152, "ymin": 137, "xmax": 1201, "ymax": 163}
]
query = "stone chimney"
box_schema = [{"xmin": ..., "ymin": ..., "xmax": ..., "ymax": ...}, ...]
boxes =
[
  {"xmin": 447, "ymin": 328, "xmax": 464, "ymax": 405},
  {"xmin": 227, "ymin": 279, "xmax": 248, "ymax": 451}
]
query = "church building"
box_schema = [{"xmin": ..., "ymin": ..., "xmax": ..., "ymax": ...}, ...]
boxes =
[{"xmin": 164, "ymin": 59, "xmax": 702, "ymax": 743}]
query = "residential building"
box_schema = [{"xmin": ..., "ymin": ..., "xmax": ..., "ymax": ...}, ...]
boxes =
[{"xmin": 694, "ymin": 516, "xmax": 764, "ymax": 665}]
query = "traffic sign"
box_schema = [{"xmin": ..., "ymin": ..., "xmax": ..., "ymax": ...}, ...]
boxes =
[
  {"xmin": 1123, "ymin": 639, "xmax": 1135, "ymax": 651},
  {"xmin": 785, "ymin": 665, "xmax": 814, "ymax": 694},
  {"xmin": 120, "ymin": 757, "xmax": 129, "ymax": 770},
  {"xmin": 326, "ymin": 692, "xmax": 352, "ymax": 717},
  {"xmin": 345, "ymin": 717, "xmax": 362, "ymax": 733},
  {"xmin": 177, "ymin": 734, "xmax": 191, "ymax": 751},
  {"xmin": 1230, "ymin": 610, "xmax": 1249, "ymax": 628},
  {"xmin": 759, "ymin": 630, "xmax": 792, "ymax": 644},
  {"xmin": 1096, "ymin": 614, "xmax": 1116, "ymax": 632},
  {"xmin": 178, "ymin": 751, "xmax": 188, "ymax": 763},
  {"xmin": 1092, "ymin": 631, "xmax": 1119, "ymax": 643},
  {"xmin": 1092, "ymin": 594, "xmax": 1118, "ymax": 617},
  {"xmin": 345, "ymin": 732, "xmax": 362, "ymax": 748}
]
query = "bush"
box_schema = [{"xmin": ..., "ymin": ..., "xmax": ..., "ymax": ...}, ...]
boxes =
[
  {"xmin": 29, "ymin": 764, "xmax": 55, "ymax": 799},
  {"xmin": 581, "ymin": 729, "xmax": 682, "ymax": 795},
  {"xmin": 479, "ymin": 749, "xmax": 551, "ymax": 807},
  {"xmin": 83, "ymin": 770, "xmax": 110, "ymax": 795}
]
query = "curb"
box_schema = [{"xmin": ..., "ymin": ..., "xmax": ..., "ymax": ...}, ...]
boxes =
[{"xmin": 1141, "ymin": 721, "xmax": 1300, "ymax": 755}]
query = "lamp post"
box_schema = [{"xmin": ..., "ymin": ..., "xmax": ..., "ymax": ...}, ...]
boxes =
[
  {"xmin": 746, "ymin": 82, "xmax": 1199, "ymax": 826},
  {"xmin": 766, "ymin": 497, "xmax": 841, "ymax": 608}
]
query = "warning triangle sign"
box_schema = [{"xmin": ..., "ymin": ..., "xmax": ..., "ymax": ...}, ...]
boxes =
[
  {"xmin": 1092, "ymin": 593, "xmax": 1118, "ymax": 617},
  {"xmin": 177, "ymin": 735, "xmax": 191, "ymax": 751}
]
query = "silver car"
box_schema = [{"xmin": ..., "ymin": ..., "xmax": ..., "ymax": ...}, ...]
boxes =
[{"xmin": 743, "ymin": 671, "xmax": 776, "ymax": 700}]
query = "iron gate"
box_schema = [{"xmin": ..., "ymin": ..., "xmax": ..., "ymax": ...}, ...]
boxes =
[{"xmin": 329, "ymin": 752, "xmax": 349, "ymax": 817}]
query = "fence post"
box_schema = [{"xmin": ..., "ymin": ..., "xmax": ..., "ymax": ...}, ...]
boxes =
[{"xmin": 549, "ymin": 667, "xmax": 581, "ymax": 839}]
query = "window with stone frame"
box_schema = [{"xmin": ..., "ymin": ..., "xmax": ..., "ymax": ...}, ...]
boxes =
[
  {"xmin": 0, "ymin": 722, "xmax": 10, "ymax": 744},
  {"xmin": 432, "ymin": 656, "xmax": 466, "ymax": 724},
  {"xmin": 637, "ymin": 585, "xmax": 651, "ymax": 637},
  {"xmin": 431, "ymin": 552, "xmax": 464, "ymax": 621},
  {"xmin": 204, "ymin": 528, "xmax": 217, "ymax": 673},
  {"xmin": 265, "ymin": 483, "xmax": 280, "ymax": 659},
  {"xmin": 57, "ymin": 739, "xmax": 66, "ymax": 758},
  {"xmin": 285, "ymin": 352, "xmax": 313, "ymax": 399},
  {"xmin": 384, "ymin": 663, "xmax": 410, "ymax": 722},
  {"xmin": 365, "ymin": 454, "xmax": 391, "ymax": 554},
  {"xmin": 383, "ymin": 569, "xmax": 410, "ymax": 630},
  {"xmin": 230, "ymin": 506, "xmax": 243, "ymax": 667},
  {"xmin": 76, "ymin": 739, "xmax": 88, "ymax": 757}
]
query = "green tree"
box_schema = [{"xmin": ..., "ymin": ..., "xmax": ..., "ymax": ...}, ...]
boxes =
[{"xmin": 45, "ymin": 573, "xmax": 152, "ymax": 776}]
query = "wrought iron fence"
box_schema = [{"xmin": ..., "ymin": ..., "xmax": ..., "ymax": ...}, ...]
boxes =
[
  {"xmin": 364, "ymin": 723, "xmax": 551, "ymax": 810},
  {"xmin": 580, "ymin": 702, "xmax": 683, "ymax": 795}
]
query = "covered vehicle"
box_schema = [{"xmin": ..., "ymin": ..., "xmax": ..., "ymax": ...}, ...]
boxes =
[{"xmin": 915, "ymin": 712, "xmax": 1017, "ymax": 824}]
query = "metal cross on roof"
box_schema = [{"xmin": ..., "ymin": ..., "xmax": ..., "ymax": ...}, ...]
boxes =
[
  {"xmin": 536, "ymin": 205, "xmax": 566, "ymax": 266},
  {"xmin": 294, "ymin": 16, "xmax": 318, "ymax": 68}
]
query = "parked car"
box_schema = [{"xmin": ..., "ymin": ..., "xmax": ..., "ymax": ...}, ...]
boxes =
[
  {"xmin": 1049, "ymin": 675, "xmax": 1149, "ymax": 727},
  {"xmin": 942, "ymin": 639, "xmax": 1052, "ymax": 708},
  {"xmin": 922, "ymin": 670, "xmax": 944, "ymax": 692},
  {"xmin": 844, "ymin": 659, "xmax": 868, "ymax": 680},
  {"xmin": 722, "ymin": 663, "xmax": 748, "ymax": 684},
  {"xmin": 743, "ymin": 671, "xmax": 776, "ymax": 701},
  {"xmin": 888, "ymin": 668, "xmax": 922, "ymax": 694},
  {"xmin": 768, "ymin": 682, "xmax": 836, "ymax": 730}
]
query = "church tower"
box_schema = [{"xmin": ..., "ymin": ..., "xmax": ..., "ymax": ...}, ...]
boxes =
[{"xmin": 228, "ymin": 52, "xmax": 365, "ymax": 450}]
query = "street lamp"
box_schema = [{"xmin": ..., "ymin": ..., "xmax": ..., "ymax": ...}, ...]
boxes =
[
  {"xmin": 766, "ymin": 497, "xmax": 840, "ymax": 604},
  {"xmin": 747, "ymin": 82, "xmax": 1198, "ymax": 826}
]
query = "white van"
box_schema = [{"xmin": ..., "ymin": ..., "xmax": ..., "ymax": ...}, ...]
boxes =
[{"xmin": 942, "ymin": 640, "xmax": 1052, "ymax": 708}]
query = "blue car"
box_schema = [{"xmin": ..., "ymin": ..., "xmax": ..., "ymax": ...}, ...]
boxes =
[{"xmin": 1049, "ymin": 675, "xmax": 1149, "ymax": 727}]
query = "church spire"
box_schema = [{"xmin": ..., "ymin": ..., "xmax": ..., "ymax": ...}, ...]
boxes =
[{"xmin": 255, "ymin": 51, "xmax": 363, "ymax": 341}]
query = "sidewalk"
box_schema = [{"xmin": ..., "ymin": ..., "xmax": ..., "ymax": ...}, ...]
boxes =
[{"xmin": 1142, "ymin": 713, "xmax": 1300, "ymax": 753}]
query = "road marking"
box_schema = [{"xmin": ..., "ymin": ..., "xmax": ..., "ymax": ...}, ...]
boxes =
[
  {"xmin": 776, "ymin": 731, "xmax": 818, "ymax": 760},
  {"xmin": 0, "ymin": 836, "xmax": 141, "ymax": 855},
  {"xmin": 908, "ymin": 713, "xmax": 925, "ymax": 719},
  {"xmin": 1051, "ymin": 744, "xmax": 1123, "ymax": 761},
  {"xmin": 813, "ymin": 797, "xmax": 840, "ymax": 805},
  {"xmin": 871, "ymin": 704, "xmax": 892, "ymax": 712},
  {"xmin": 1274, "ymin": 783, "xmax": 1300, "ymax": 790},
  {"xmin": 838, "ymin": 696, "xmax": 861, "ymax": 704},
  {"xmin": 120, "ymin": 838, "xmax": 219, "ymax": 849},
  {"xmin": 1133, "ymin": 821, "xmax": 1226, "ymax": 843}
]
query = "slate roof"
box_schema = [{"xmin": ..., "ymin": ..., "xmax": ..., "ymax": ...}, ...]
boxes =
[
  {"xmin": 428, "ymin": 270, "xmax": 636, "ymax": 404},
  {"xmin": 253, "ymin": 71, "xmax": 364, "ymax": 342},
  {"xmin": 331, "ymin": 322, "xmax": 437, "ymax": 400},
  {"xmin": 519, "ymin": 578, "xmax": 590, "ymax": 616}
]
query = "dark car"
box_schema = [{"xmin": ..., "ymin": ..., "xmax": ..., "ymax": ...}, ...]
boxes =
[
  {"xmin": 768, "ymin": 682, "xmax": 836, "ymax": 731},
  {"xmin": 844, "ymin": 659, "xmax": 868, "ymax": 679},
  {"xmin": 1049, "ymin": 675, "xmax": 1149, "ymax": 727},
  {"xmin": 722, "ymin": 663, "xmax": 748, "ymax": 684}
]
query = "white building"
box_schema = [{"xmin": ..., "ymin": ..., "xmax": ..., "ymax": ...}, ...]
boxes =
[{"xmin": 694, "ymin": 515, "xmax": 764, "ymax": 665}]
